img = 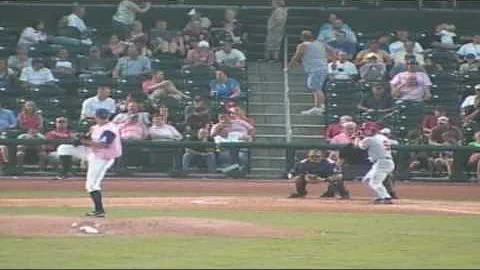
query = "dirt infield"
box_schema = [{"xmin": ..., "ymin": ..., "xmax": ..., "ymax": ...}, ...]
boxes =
[{"xmin": 0, "ymin": 178, "xmax": 479, "ymax": 237}]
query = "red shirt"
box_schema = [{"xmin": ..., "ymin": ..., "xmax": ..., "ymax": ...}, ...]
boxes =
[
  {"xmin": 17, "ymin": 112, "xmax": 42, "ymax": 130},
  {"xmin": 142, "ymin": 79, "xmax": 156, "ymax": 95},
  {"xmin": 325, "ymin": 123, "xmax": 343, "ymax": 141},
  {"xmin": 45, "ymin": 129, "xmax": 72, "ymax": 151}
]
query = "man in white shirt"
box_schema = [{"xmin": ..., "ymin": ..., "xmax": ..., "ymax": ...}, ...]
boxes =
[
  {"xmin": 388, "ymin": 29, "xmax": 424, "ymax": 55},
  {"xmin": 80, "ymin": 84, "xmax": 116, "ymax": 120},
  {"xmin": 215, "ymin": 41, "xmax": 246, "ymax": 68},
  {"xmin": 149, "ymin": 113, "xmax": 183, "ymax": 141},
  {"xmin": 19, "ymin": 58, "xmax": 56, "ymax": 87},
  {"xmin": 67, "ymin": 4, "xmax": 88, "ymax": 34},
  {"xmin": 112, "ymin": 100, "xmax": 150, "ymax": 127},
  {"xmin": 457, "ymin": 35, "xmax": 480, "ymax": 60},
  {"xmin": 328, "ymin": 51, "xmax": 358, "ymax": 80}
]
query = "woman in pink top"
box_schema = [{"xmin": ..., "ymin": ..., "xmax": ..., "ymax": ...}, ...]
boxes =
[
  {"xmin": 390, "ymin": 59, "xmax": 432, "ymax": 102},
  {"xmin": 330, "ymin": 121, "xmax": 357, "ymax": 144},
  {"xmin": 17, "ymin": 100, "xmax": 43, "ymax": 131}
]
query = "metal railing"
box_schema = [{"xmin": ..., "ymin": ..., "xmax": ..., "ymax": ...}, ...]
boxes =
[{"xmin": 283, "ymin": 35, "xmax": 293, "ymax": 143}]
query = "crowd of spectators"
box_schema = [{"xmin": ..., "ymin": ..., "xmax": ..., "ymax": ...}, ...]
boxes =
[
  {"xmin": 0, "ymin": 0, "xmax": 254, "ymax": 176},
  {"xmin": 316, "ymin": 12, "xmax": 480, "ymax": 180}
]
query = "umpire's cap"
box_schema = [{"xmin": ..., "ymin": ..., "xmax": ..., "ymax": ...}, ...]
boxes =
[{"xmin": 95, "ymin": 108, "xmax": 110, "ymax": 119}]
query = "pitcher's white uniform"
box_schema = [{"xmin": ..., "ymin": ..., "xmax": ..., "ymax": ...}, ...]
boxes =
[
  {"xmin": 56, "ymin": 122, "xmax": 122, "ymax": 192},
  {"xmin": 358, "ymin": 134, "xmax": 398, "ymax": 200}
]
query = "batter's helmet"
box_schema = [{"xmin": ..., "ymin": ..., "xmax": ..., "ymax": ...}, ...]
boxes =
[{"xmin": 360, "ymin": 122, "xmax": 379, "ymax": 136}]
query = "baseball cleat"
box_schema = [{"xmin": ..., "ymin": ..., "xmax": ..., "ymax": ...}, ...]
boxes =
[
  {"xmin": 85, "ymin": 211, "xmax": 105, "ymax": 218},
  {"xmin": 373, "ymin": 198, "xmax": 394, "ymax": 205},
  {"xmin": 319, "ymin": 193, "xmax": 335, "ymax": 198},
  {"xmin": 288, "ymin": 193, "xmax": 306, "ymax": 198}
]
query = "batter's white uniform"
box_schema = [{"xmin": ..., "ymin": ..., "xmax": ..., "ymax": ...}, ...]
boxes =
[
  {"xmin": 358, "ymin": 134, "xmax": 398, "ymax": 200},
  {"xmin": 56, "ymin": 122, "xmax": 122, "ymax": 192}
]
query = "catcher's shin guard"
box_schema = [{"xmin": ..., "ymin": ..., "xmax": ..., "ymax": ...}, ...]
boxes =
[
  {"xmin": 320, "ymin": 182, "xmax": 336, "ymax": 197},
  {"xmin": 335, "ymin": 180, "xmax": 350, "ymax": 199},
  {"xmin": 294, "ymin": 176, "xmax": 308, "ymax": 195}
]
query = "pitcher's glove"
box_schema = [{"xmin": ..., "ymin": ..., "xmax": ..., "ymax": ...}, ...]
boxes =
[{"xmin": 73, "ymin": 132, "xmax": 91, "ymax": 146}]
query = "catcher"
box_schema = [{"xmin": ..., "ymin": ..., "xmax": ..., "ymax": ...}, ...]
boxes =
[{"xmin": 288, "ymin": 149, "xmax": 350, "ymax": 199}]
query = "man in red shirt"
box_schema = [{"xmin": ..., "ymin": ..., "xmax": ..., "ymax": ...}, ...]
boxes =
[
  {"xmin": 46, "ymin": 117, "xmax": 75, "ymax": 171},
  {"xmin": 421, "ymin": 106, "xmax": 450, "ymax": 137},
  {"xmin": 325, "ymin": 115, "xmax": 353, "ymax": 142}
]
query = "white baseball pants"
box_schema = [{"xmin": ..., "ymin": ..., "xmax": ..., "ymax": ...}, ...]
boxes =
[{"xmin": 362, "ymin": 159, "xmax": 395, "ymax": 200}]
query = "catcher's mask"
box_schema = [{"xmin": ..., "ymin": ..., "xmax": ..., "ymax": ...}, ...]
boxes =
[{"xmin": 307, "ymin": 149, "xmax": 323, "ymax": 162}]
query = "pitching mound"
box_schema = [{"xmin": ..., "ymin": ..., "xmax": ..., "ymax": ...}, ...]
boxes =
[{"xmin": 0, "ymin": 215, "xmax": 304, "ymax": 238}]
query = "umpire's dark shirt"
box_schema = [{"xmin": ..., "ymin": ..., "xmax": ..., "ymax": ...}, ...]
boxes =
[{"xmin": 294, "ymin": 160, "xmax": 339, "ymax": 178}]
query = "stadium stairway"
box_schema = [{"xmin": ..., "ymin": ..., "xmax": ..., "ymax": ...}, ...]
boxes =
[
  {"xmin": 247, "ymin": 61, "xmax": 287, "ymax": 178},
  {"xmin": 287, "ymin": 67, "xmax": 325, "ymax": 143}
]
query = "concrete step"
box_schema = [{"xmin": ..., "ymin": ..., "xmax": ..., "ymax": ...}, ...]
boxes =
[
  {"xmin": 255, "ymin": 124, "xmax": 286, "ymax": 134},
  {"xmin": 291, "ymin": 114, "xmax": 325, "ymax": 125},
  {"xmin": 248, "ymin": 82, "xmax": 284, "ymax": 93},
  {"xmin": 249, "ymin": 102, "xmax": 287, "ymax": 114},
  {"xmin": 291, "ymin": 124, "xmax": 324, "ymax": 136},
  {"xmin": 248, "ymin": 73, "xmax": 284, "ymax": 82},
  {"xmin": 248, "ymin": 62, "xmax": 283, "ymax": 73},
  {"xmin": 289, "ymin": 103, "xmax": 320, "ymax": 114},
  {"xmin": 289, "ymin": 92, "xmax": 313, "ymax": 103},
  {"xmin": 250, "ymin": 91, "xmax": 285, "ymax": 103},
  {"xmin": 251, "ymin": 156, "xmax": 286, "ymax": 168},
  {"xmin": 291, "ymin": 134, "xmax": 325, "ymax": 143},
  {"xmin": 249, "ymin": 113, "xmax": 285, "ymax": 124},
  {"xmin": 254, "ymin": 134, "xmax": 286, "ymax": 143}
]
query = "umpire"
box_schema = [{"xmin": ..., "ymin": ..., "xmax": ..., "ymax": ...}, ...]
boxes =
[{"xmin": 288, "ymin": 149, "xmax": 350, "ymax": 199}]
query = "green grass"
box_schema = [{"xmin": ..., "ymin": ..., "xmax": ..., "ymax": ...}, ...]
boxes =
[{"xmin": 0, "ymin": 207, "xmax": 479, "ymax": 268}]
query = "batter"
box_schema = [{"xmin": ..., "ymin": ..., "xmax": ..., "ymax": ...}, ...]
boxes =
[
  {"xmin": 354, "ymin": 125, "xmax": 398, "ymax": 204},
  {"xmin": 56, "ymin": 108, "xmax": 122, "ymax": 217}
]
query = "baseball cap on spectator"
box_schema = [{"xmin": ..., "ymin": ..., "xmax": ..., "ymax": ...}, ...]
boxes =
[
  {"xmin": 437, "ymin": 116, "xmax": 449, "ymax": 124},
  {"xmin": 188, "ymin": 8, "xmax": 197, "ymax": 16},
  {"xmin": 366, "ymin": 53, "xmax": 378, "ymax": 59},
  {"xmin": 198, "ymin": 40, "xmax": 210, "ymax": 48},
  {"xmin": 475, "ymin": 84, "xmax": 480, "ymax": 91},
  {"xmin": 95, "ymin": 108, "xmax": 110, "ymax": 119},
  {"xmin": 466, "ymin": 53, "xmax": 476, "ymax": 60}
]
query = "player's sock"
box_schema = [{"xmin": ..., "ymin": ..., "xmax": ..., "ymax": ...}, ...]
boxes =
[
  {"xmin": 320, "ymin": 182, "xmax": 335, "ymax": 197},
  {"xmin": 295, "ymin": 177, "xmax": 307, "ymax": 195},
  {"xmin": 59, "ymin": 155, "xmax": 72, "ymax": 176},
  {"xmin": 90, "ymin": 191, "xmax": 104, "ymax": 213}
]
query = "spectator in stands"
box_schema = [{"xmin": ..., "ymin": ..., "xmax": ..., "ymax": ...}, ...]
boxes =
[
  {"xmin": 52, "ymin": 48, "xmax": 76, "ymax": 75},
  {"xmin": 215, "ymin": 41, "xmax": 246, "ymax": 68},
  {"xmin": 127, "ymin": 20, "xmax": 148, "ymax": 44},
  {"xmin": 357, "ymin": 82, "xmax": 394, "ymax": 114},
  {"xmin": 209, "ymin": 69, "xmax": 241, "ymax": 99},
  {"xmin": 330, "ymin": 121, "xmax": 357, "ymax": 144},
  {"xmin": 185, "ymin": 40, "xmax": 215, "ymax": 67},
  {"xmin": 0, "ymin": 103, "xmax": 17, "ymax": 131},
  {"xmin": 44, "ymin": 116, "xmax": 75, "ymax": 169},
  {"xmin": 389, "ymin": 54, "xmax": 427, "ymax": 78},
  {"xmin": 113, "ymin": 100, "xmax": 150, "ymax": 127},
  {"xmin": 467, "ymin": 131, "xmax": 480, "ymax": 180},
  {"xmin": 217, "ymin": 8, "xmax": 246, "ymax": 45},
  {"xmin": 325, "ymin": 115, "xmax": 353, "ymax": 142},
  {"xmin": 376, "ymin": 34, "xmax": 392, "ymax": 52},
  {"xmin": 148, "ymin": 113, "xmax": 182, "ymax": 141},
  {"xmin": 16, "ymin": 128, "xmax": 47, "ymax": 172},
  {"xmin": 433, "ymin": 130, "xmax": 460, "ymax": 177},
  {"xmin": 355, "ymin": 40, "xmax": 391, "ymax": 66},
  {"xmin": 142, "ymin": 70, "xmax": 189, "ymax": 101},
  {"xmin": 0, "ymin": 59, "xmax": 14, "ymax": 89},
  {"xmin": 184, "ymin": 95, "xmax": 210, "ymax": 119},
  {"xmin": 390, "ymin": 59, "xmax": 432, "ymax": 102},
  {"xmin": 429, "ymin": 116, "xmax": 463, "ymax": 145},
  {"xmin": 388, "ymin": 29, "xmax": 424, "ymax": 55},
  {"xmin": 150, "ymin": 20, "xmax": 184, "ymax": 56},
  {"xmin": 430, "ymin": 23, "xmax": 458, "ymax": 50},
  {"xmin": 182, "ymin": 127, "xmax": 216, "ymax": 174},
  {"xmin": 461, "ymin": 84, "xmax": 480, "ymax": 123},
  {"xmin": 7, "ymin": 47, "xmax": 31, "ymax": 76},
  {"xmin": 19, "ymin": 58, "xmax": 57, "ymax": 88},
  {"xmin": 0, "ymin": 144, "xmax": 8, "ymax": 175},
  {"xmin": 66, "ymin": 3, "xmax": 90, "ymax": 37},
  {"xmin": 17, "ymin": 100, "xmax": 43, "ymax": 132},
  {"xmin": 183, "ymin": 20, "xmax": 210, "ymax": 52},
  {"xmin": 392, "ymin": 41, "xmax": 425, "ymax": 67},
  {"xmin": 327, "ymin": 30, "xmax": 357, "ymax": 59},
  {"xmin": 112, "ymin": 0, "xmax": 151, "ymax": 40},
  {"xmin": 459, "ymin": 53, "xmax": 479, "ymax": 73},
  {"xmin": 105, "ymin": 34, "xmax": 127, "ymax": 57},
  {"xmin": 264, "ymin": 0, "xmax": 288, "ymax": 62},
  {"xmin": 211, "ymin": 112, "xmax": 254, "ymax": 174},
  {"xmin": 112, "ymin": 45, "xmax": 151, "ymax": 78},
  {"xmin": 17, "ymin": 20, "xmax": 48, "ymax": 49},
  {"xmin": 457, "ymin": 34, "xmax": 480, "ymax": 60},
  {"xmin": 317, "ymin": 14, "xmax": 357, "ymax": 44},
  {"xmin": 80, "ymin": 46, "xmax": 114, "ymax": 76},
  {"xmin": 80, "ymin": 84, "xmax": 116, "ymax": 120},
  {"xmin": 359, "ymin": 54, "xmax": 386, "ymax": 81},
  {"xmin": 328, "ymin": 51, "xmax": 358, "ymax": 81},
  {"xmin": 421, "ymin": 106, "xmax": 453, "ymax": 137},
  {"xmin": 406, "ymin": 129, "xmax": 434, "ymax": 173},
  {"xmin": 184, "ymin": 106, "xmax": 211, "ymax": 135},
  {"xmin": 118, "ymin": 113, "xmax": 148, "ymax": 140},
  {"xmin": 185, "ymin": 8, "xmax": 212, "ymax": 30}
]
